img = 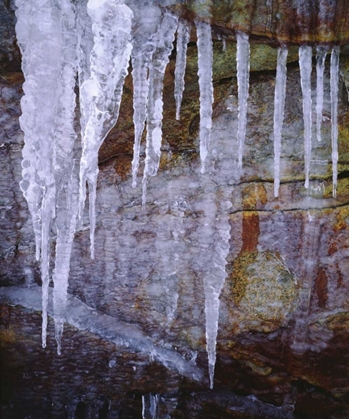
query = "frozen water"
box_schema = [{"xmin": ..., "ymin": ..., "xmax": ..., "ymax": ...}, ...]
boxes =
[
  {"xmin": 142, "ymin": 394, "xmax": 159, "ymax": 419},
  {"xmin": 174, "ymin": 19, "xmax": 190, "ymax": 120},
  {"xmin": 197, "ymin": 188, "xmax": 231, "ymax": 389},
  {"xmin": 299, "ymin": 45, "xmax": 313, "ymax": 190},
  {"xmin": 236, "ymin": 32, "xmax": 250, "ymax": 168},
  {"xmin": 273, "ymin": 46, "xmax": 288, "ymax": 198},
  {"xmin": 78, "ymin": 0, "xmax": 133, "ymax": 257},
  {"xmin": 142, "ymin": 12, "xmax": 178, "ymax": 208},
  {"xmin": 316, "ymin": 45, "xmax": 329, "ymax": 143},
  {"xmin": 15, "ymin": 0, "xmax": 78, "ymax": 349},
  {"xmin": 196, "ymin": 20, "xmax": 213, "ymax": 174},
  {"xmin": 330, "ymin": 46, "xmax": 340, "ymax": 198},
  {"xmin": 131, "ymin": 4, "xmax": 162, "ymax": 188}
]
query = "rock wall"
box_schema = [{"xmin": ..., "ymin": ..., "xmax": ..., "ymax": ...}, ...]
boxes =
[{"xmin": 0, "ymin": 0, "xmax": 349, "ymax": 418}]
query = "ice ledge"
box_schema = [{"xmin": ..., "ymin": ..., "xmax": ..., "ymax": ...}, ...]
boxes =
[{"xmin": 0, "ymin": 285, "xmax": 204, "ymax": 383}]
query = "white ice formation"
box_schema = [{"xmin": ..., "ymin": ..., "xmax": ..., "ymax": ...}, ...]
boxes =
[
  {"xmin": 141, "ymin": 11, "xmax": 178, "ymax": 208},
  {"xmin": 299, "ymin": 45, "xmax": 313, "ymax": 190},
  {"xmin": 316, "ymin": 45, "xmax": 329, "ymax": 143},
  {"xmin": 196, "ymin": 20, "xmax": 214, "ymax": 174},
  {"xmin": 14, "ymin": 0, "xmax": 342, "ymax": 390},
  {"xmin": 273, "ymin": 46, "xmax": 288, "ymax": 198},
  {"xmin": 174, "ymin": 19, "xmax": 190, "ymax": 121},
  {"xmin": 78, "ymin": 0, "xmax": 133, "ymax": 259},
  {"xmin": 330, "ymin": 46, "xmax": 340, "ymax": 199},
  {"xmin": 142, "ymin": 394, "xmax": 159, "ymax": 419},
  {"xmin": 130, "ymin": 4, "xmax": 162, "ymax": 188},
  {"xmin": 236, "ymin": 32, "xmax": 250, "ymax": 168}
]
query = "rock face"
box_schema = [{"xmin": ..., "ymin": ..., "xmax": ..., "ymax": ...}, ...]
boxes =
[{"xmin": 1, "ymin": 0, "xmax": 349, "ymax": 418}]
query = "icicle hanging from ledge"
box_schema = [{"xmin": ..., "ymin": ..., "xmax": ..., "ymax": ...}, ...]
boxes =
[
  {"xmin": 316, "ymin": 45, "xmax": 329, "ymax": 143},
  {"xmin": 236, "ymin": 32, "xmax": 250, "ymax": 168},
  {"xmin": 130, "ymin": 4, "xmax": 162, "ymax": 189},
  {"xmin": 15, "ymin": 0, "xmax": 79, "ymax": 350},
  {"xmin": 174, "ymin": 19, "xmax": 190, "ymax": 121},
  {"xmin": 141, "ymin": 12, "xmax": 178, "ymax": 208},
  {"xmin": 78, "ymin": 0, "xmax": 133, "ymax": 259},
  {"xmin": 299, "ymin": 45, "xmax": 313, "ymax": 190},
  {"xmin": 196, "ymin": 20, "xmax": 214, "ymax": 174},
  {"xmin": 273, "ymin": 46, "xmax": 288, "ymax": 198},
  {"xmin": 330, "ymin": 46, "xmax": 340, "ymax": 199}
]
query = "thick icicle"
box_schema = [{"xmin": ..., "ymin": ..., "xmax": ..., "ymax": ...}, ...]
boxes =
[
  {"xmin": 236, "ymin": 32, "xmax": 250, "ymax": 168},
  {"xmin": 78, "ymin": 0, "xmax": 133, "ymax": 257},
  {"xmin": 316, "ymin": 46, "xmax": 329, "ymax": 143},
  {"xmin": 299, "ymin": 45, "xmax": 313, "ymax": 190},
  {"xmin": 130, "ymin": 5, "xmax": 162, "ymax": 188},
  {"xmin": 196, "ymin": 20, "xmax": 213, "ymax": 174},
  {"xmin": 15, "ymin": 0, "xmax": 72, "ymax": 348},
  {"xmin": 51, "ymin": 0, "xmax": 79, "ymax": 355},
  {"xmin": 174, "ymin": 19, "xmax": 190, "ymax": 120},
  {"xmin": 273, "ymin": 46, "xmax": 288, "ymax": 198},
  {"xmin": 198, "ymin": 188, "xmax": 231, "ymax": 389},
  {"xmin": 141, "ymin": 12, "xmax": 178, "ymax": 208},
  {"xmin": 330, "ymin": 46, "xmax": 340, "ymax": 198}
]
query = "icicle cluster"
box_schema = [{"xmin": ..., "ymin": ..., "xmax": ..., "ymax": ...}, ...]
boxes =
[
  {"xmin": 15, "ymin": 0, "xmax": 342, "ymax": 391},
  {"xmin": 78, "ymin": 0, "xmax": 133, "ymax": 258},
  {"xmin": 141, "ymin": 11, "xmax": 178, "ymax": 208},
  {"xmin": 272, "ymin": 44, "xmax": 340, "ymax": 198}
]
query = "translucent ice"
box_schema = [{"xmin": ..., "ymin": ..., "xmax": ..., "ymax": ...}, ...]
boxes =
[
  {"xmin": 142, "ymin": 12, "xmax": 178, "ymax": 208},
  {"xmin": 299, "ymin": 45, "xmax": 313, "ymax": 190},
  {"xmin": 196, "ymin": 20, "xmax": 213, "ymax": 174},
  {"xmin": 330, "ymin": 46, "xmax": 340, "ymax": 198},
  {"xmin": 273, "ymin": 46, "xmax": 288, "ymax": 198},
  {"xmin": 78, "ymin": 0, "xmax": 133, "ymax": 257},
  {"xmin": 142, "ymin": 394, "xmax": 159, "ymax": 419},
  {"xmin": 174, "ymin": 19, "xmax": 190, "ymax": 120},
  {"xmin": 131, "ymin": 4, "xmax": 162, "ymax": 188},
  {"xmin": 236, "ymin": 32, "xmax": 250, "ymax": 168},
  {"xmin": 15, "ymin": 0, "xmax": 78, "ymax": 350},
  {"xmin": 316, "ymin": 45, "xmax": 329, "ymax": 143}
]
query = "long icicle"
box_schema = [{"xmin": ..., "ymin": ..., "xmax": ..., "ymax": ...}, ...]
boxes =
[
  {"xmin": 316, "ymin": 45, "xmax": 329, "ymax": 143},
  {"xmin": 78, "ymin": 0, "xmax": 133, "ymax": 258},
  {"xmin": 141, "ymin": 12, "xmax": 178, "ymax": 208},
  {"xmin": 299, "ymin": 45, "xmax": 313, "ymax": 190},
  {"xmin": 330, "ymin": 46, "xmax": 340, "ymax": 198},
  {"xmin": 236, "ymin": 32, "xmax": 250, "ymax": 168},
  {"xmin": 15, "ymin": 0, "xmax": 68, "ymax": 348},
  {"xmin": 174, "ymin": 19, "xmax": 190, "ymax": 120},
  {"xmin": 52, "ymin": 0, "xmax": 79, "ymax": 355},
  {"xmin": 196, "ymin": 20, "xmax": 213, "ymax": 174},
  {"xmin": 273, "ymin": 46, "xmax": 288, "ymax": 198},
  {"xmin": 131, "ymin": 4, "xmax": 161, "ymax": 188}
]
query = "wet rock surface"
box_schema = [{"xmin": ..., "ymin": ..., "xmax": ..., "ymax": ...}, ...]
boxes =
[{"xmin": 1, "ymin": 1, "xmax": 349, "ymax": 418}]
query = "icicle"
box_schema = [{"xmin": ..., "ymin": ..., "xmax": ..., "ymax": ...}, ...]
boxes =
[
  {"xmin": 131, "ymin": 4, "xmax": 162, "ymax": 188},
  {"xmin": 199, "ymin": 190, "xmax": 231, "ymax": 389},
  {"xmin": 141, "ymin": 12, "xmax": 178, "ymax": 208},
  {"xmin": 330, "ymin": 46, "xmax": 340, "ymax": 199},
  {"xmin": 316, "ymin": 45, "xmax": 329, "ymax": 143},
  {"xmin": 236, "ymin": 32, "xmax": 250, "ymax": 168},
  {"xmin": 51, "ymin": 0, "xmax": 79, "ymax": 355},
  {"xmin": 222, "ymin": 37, "xmax": 227, "ymax": 53},
  {"xmin": 15, "ymin": 0, "xmax": 72, "ymax": 348},
  {"xmin": 78, "ymin": 0, "xmax": 133, "ymax": 257},
  {"xmin": 196, "ymin": 20, "xmax": 213, "ymax": 174},
  {"xmin": 142, "ymin": 394, "xmax": 159, "ymax": 419},
  {"xmin": 299, "ymin": 45, "xmax": 313, "ymax": 190},
  {"xmin": 273, "ymin": 46, "xmax": 288, "ymax": 198},
  {"xmin": 174, "ymin": 19, "xmax": 190, "ymax": 121}
]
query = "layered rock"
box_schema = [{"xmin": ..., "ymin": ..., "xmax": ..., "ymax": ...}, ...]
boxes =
[{"xmin": 0, "ymin": 0, "xmax": 348, "ymax": 418}]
